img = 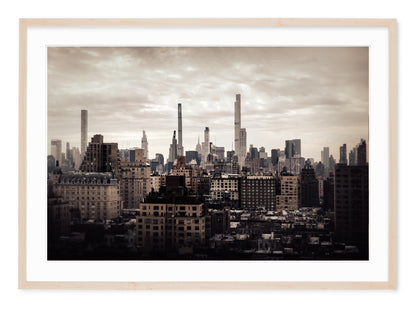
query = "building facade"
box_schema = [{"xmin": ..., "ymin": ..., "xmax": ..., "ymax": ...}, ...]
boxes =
[
  {"xmin": 118, "ymin": 160, "xmax": 151, "ymax": 209},
  {"xmin": 136, "ymin": 202, "xmax": 206, "ymax": 251},
  {"xmin": 300, "ymin": 161, "xmax": 320, "ymax": 207},
  {"xmin": 209, "ymin": 174, "xmax": 239, "ymax": 202},
  {"xmin": 80, "ymin": 134, "xmax": 118, "ymax": 173},
  {"xmin": 53, "ymin": 172, "xmax": 121, "ymax": 221},
  {"xmin": 276, "ymin": 174, "xmax": 301, "ymax": 210},
  {"xmin": 285, "ymin": 139, "xmax": 301, "ymax": 159},
  {"xmin": 240, "ymin": 176, "xmax": 276, "ymax": 210},
  {"xmin": 334, "ymin": 164, "xmax": 369, "ymax": 258}
]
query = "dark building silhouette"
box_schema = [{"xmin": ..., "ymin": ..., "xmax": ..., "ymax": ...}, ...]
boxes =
[
  {"xmin": 226, "ymin": 150, "xmax": 235, "ymax": 163},
  {"xmin": 80, "ymin": 134, "xmax": 118, "ymax": 173},
  {"xmin": 186, "ymin": 150, "xmax": 199, "ymax": 165},
  {"xmin": 315, "ymin": 161, "xmax": 325, "ymax": 178},
  {"xmin": 323, "ymin": 172, "xmax": 334, "ymax": 211},
  {"xmin": 300, "ymin": 161, "xmax": 320, "ymax": 207},
  {"xmin": 357, "ymin": 139, "xmax": 367, "ymax": 166},
  {"xmin": 249, "ymin": 145, "xmax": 259, "ymax": 159},
  {"xmin": 271, "ymin": 149, "xmax": 279, "ymax": 166},
  {"xmin": 168, "ymin": 130, "xmax": 178, "ymax": 163},
  {"xmin": 339, "ymin": 144, "xmax": 347, "ymax": 164},
  {"xmin": 285, "ymin": 139, "xmax": 301, "ymax": 158},
  {"xmin": 329, "ymin": 155, "xmax": 336, "ymax": 173},
  {"xmin": 47, "ymin": 155, "xmax": 56, "ymax": 174},
  {"xmin": 349, "ymin": 148, "xmax": 357, "ymax": 166},
  {"xmin": 47, "ymin": 196, "xmax": 71, "ymax": 244},
  {"xmin": 206, "ymin": 207, "xmax": 231, "ymax": 237},
  {"xmin": 165, "ymin": 175, "xmax": 186, "ymax": 194},
  {"xmin": 334, "ymin": 164, "xmax": 369, "ymax": 259}
]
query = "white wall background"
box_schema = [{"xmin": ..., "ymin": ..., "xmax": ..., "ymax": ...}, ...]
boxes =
[{"xmin": 0, "ymin": 1, "xmax": 413, "ymax": 310}]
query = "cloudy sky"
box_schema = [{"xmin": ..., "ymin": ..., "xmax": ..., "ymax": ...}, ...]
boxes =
[{"xmin": 48, "ymin": 47, "xmax": 368, "ymax": 161}]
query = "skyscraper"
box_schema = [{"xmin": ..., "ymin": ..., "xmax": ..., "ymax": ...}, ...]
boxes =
[
  {"xmin": 141, "ymin": 130, "xmax": 148, "ymax": 160},
  {"xmin": 234, "ymin": 94, "xmax": 241, "ymax": 161},
  {"xmin": 51, "ymin": 139, "xmax": 62, "ymax": 166},
  {"xmin": 271, "ymin": 149, "xmax": 279, "ymax": 166},
  {"xmin": 195, "ymin": 136, "xmax": 202, "ymax": 154},
  {"xmin": 300, "ymin": 160, "xmax": 320, "ymax": 207},
  {"xmin": 285, "ymin": 139, "xmax": 301, "ymax": 158},
  {"xmin": 168, "ymin": 130, "xmax": 178, "ymax": 163},
  {"xmin": 80, "ymin": 134, "xmax": 118, "ymax": 173},
  {"xmin": 349, "ymin": 148, "xmax": 357, "ymax": 166},
  {"xmin": 177, "ymin": 103, "xmax": 184, "ymax": 157},
  {"xmin": 357, "ymin": 139, "xmax": 367, "ymax": 165},
  {"xmin": 339, "ymin": 144, "xmax": 347, "ymax": 164},
  {"xmin": 81, "ymin": 110, "xmax": 88, "ymax": 159},
  {"xmin": 201, "ymin": 127, "xmax": 210, "ymax": 164},
  {"xmin": 239, "ymin": 128, "xmax": 247, "ymax": 162},
  {"xmin": 321, "ymin": 147, "xmax": 329, "ymax": 169},
  {"xmin": 334, "ymin": 164, "xmax": 369, "ymax": 258},
  {"xmin": 66, "ymin": 142, "xmax": 71, "ymax": 162}
]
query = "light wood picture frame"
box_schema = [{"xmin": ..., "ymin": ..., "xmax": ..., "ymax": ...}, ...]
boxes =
[{"xmin": 18, "ymin": 18, "xmax": 397, "ymax": 290}]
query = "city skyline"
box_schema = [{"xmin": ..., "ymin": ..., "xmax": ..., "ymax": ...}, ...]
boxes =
[{"xmin": 48, "ymin": 47, "xmax": 369, "ymax": 161}]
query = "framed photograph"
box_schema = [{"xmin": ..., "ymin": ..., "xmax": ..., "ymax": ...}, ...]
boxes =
[{"xmin": 19, "ymin": 18, "xmax": 397, "ymax": 290}]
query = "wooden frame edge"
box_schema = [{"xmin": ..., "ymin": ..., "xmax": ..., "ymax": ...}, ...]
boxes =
[
  {"xmin": 18, "ymin": 17, "xmax": 397, "ymax": 28},
  {"xmin": 19, "ymin": 281, "xmax": 396, "ymax": 290},
  {"xmin": 18, "ymin": 18, "xmax": 398, "ymax": 290},
  {"xmin": 387, "ymin": 19, "xmax": 398, "ymax": 290},
  {"xmin": 18, "ymin": 18, "xmax": 28, "ymax": 290}
]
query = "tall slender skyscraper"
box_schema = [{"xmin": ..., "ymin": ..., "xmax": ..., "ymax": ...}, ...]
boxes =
[
  {"xmin": 177, "ymin": 103, "xmax": 184, "ymax": 156},
  {"xmin": 141, "ymin": 130, "xmax": 148, "ymax": 160},
  {"xmin": 66, "ymin": 142, "xmax": 71, "ymax": 162},
  {"xmin": 339, "ymin": 144, "xmax": 347, "ymax": 164},
  {"xmin": 195, "ymin": 136, "xmax": 202, "ymax": 154},
  {"xmin": 81, "ymin": 110, "xmax": 88, "ymax": 159},
  {"xmin": 204, "ymin": 127, "xmax": 210, "ymax": 154},
  {"xmin": 234, "ymin": 94, "xmax": 241, "ymax": 161},
  {"xmin": 239, "ymin": 128, "xmax": 247, "ymax": 162},
  {"xmin": 357, "ymin": 139, "xmax": 367, "ymax": 166},
  {"xmin": 168, "ymin": 130, "xmax": 178, "ymax": 163}
]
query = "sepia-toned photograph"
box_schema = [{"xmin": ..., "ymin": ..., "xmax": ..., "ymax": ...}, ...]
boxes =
[{"xmin": 47, "ymin": 46, "xmax": 369, "ymax": 260}]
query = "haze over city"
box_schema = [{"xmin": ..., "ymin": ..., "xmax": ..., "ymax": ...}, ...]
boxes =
[{"xmin": 48, "ymin": 47, "xmax": 369, "ymax": 160}]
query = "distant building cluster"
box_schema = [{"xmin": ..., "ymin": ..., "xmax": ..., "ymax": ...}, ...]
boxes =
[{"xmin": 47, "ymin": 94, "xmax": 368, "ymax": 260}]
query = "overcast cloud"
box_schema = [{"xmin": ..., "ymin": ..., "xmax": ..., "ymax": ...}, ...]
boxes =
[{"xmin": 48, "ymin": 47, "xmax": 368, "ymax": 161}]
